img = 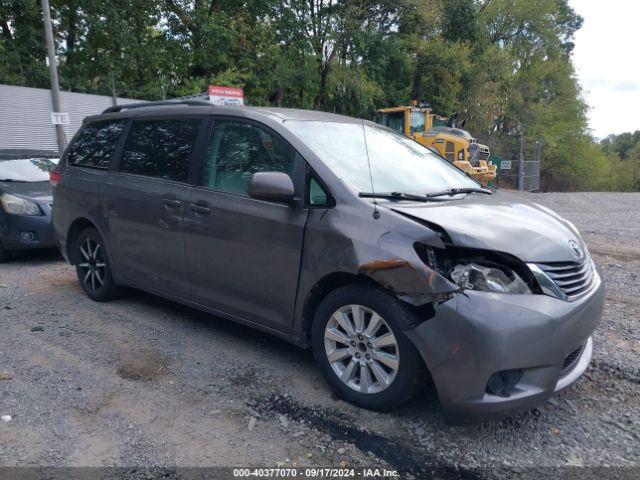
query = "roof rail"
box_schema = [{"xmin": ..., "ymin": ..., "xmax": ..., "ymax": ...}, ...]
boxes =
[{"xmin": 102, "ymin": 100, "xmax": 213, "ymax": 114}]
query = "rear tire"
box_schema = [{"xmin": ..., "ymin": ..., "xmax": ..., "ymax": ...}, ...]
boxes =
[
  {"xmin": 74, "ymin": 228, "xmax": 121, "ymax": 302},
  {"xmin": 311, "ymin": 284, "xmax": 425, "ymax": 411}
]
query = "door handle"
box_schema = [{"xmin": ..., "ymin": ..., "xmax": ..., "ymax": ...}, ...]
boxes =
[
  {"xmin": 161, "ymin": 198, "xmax": 182, "ymax": 208},
  {"xmin": 190, "ymin": 203, "xmax": 211, "ymax": 215}
]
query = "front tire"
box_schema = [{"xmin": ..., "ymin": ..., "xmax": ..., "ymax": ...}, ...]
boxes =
[
  {"xmin": 74, "ymin": 228, "xmax": 120, "ymax": 302},
  {"xmin": 311, "ymin": 284, "xmax": 424, "ymax": 411}
]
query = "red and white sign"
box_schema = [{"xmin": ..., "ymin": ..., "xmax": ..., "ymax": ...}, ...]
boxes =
[{"xmin": 208, "ymin": 85, "xmax": 244, "ymax": 106}]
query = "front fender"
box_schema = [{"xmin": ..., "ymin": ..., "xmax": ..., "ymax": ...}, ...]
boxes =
[
  {"xmin": 294, "ymin": 205, "xmax": 459, "ymax": 338},
  {"xmin": 355, "ymin": 230, "xmax": 458, "ymax": 305}
]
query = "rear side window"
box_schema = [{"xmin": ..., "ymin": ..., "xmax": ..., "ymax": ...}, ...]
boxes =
[
  {"xmin": 67, "ymin": 120, "xmax": 127, "ymax": 169},
  {"xmin": 120, "ymin": 118, "xmax": 200, "ymax": 182}
]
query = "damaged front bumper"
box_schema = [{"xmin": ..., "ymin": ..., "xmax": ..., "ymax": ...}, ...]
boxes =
[{"xmin": 406, "ymin": 266, "xmax": 604, "ymax": 422}]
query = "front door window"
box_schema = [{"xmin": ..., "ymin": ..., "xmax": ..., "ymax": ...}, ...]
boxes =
[{"xmin": 204, "ymin": 120, "xmax": 296, "ymax": 196}]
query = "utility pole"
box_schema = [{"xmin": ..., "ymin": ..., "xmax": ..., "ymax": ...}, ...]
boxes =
[
  {"xmin": 111, "ymin": 74, "xmax": 117, "ymax": 107},
  {"xmin": 518, "ymin": 134, "xmax": 525, "ymax": 191},
  {"xmin": 40, "ymin": 0, "xmax": 66, "ymax": 155}
]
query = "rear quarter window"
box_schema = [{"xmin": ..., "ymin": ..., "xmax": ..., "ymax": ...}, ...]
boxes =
[
  {"xmin": 67, "ymin": 120, "xmax": 127, "ymax": 169},
  {"xmin": 120, "ymin": 118, "xmax": 201, "ymax": 182}
]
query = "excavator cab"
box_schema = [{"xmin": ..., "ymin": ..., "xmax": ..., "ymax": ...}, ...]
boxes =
[
  {"xmin": 375, "ymin": 104, "xmax": 497, "ymax": 185},
  {"xmin": 376, "ymin": 106, "xmax": 431, "ymax": 136}
]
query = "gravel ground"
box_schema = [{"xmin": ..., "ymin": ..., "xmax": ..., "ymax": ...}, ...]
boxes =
[{"xmin": 0, "ymin": 192, "xmax": 638, "ymax": 478}]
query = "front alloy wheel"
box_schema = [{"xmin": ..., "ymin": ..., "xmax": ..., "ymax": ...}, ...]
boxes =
[
  {"xmin": 324, "ymin": 304, "xmax": 399, "ymax": 394},
  {"xmin": 312, "ymin": 285, "xmax": 424, "ymax": 411}
]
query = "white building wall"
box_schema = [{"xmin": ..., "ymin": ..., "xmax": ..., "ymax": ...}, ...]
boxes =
[{"xmin": 0, "ymin": 84, "xmax": 141, "ymax": 154}]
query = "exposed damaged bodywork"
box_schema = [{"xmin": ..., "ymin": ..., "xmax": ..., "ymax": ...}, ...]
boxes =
[
  {"xmin": 292, "ymin": 187, "xmax": 598, "ymax": 342},
  {"xmin": 357, "ymin": 258, "xmax": 457, "ymax": 305},
  {"xmin": 292, "ymin": 206, "xmax": 460, "ymax": 340}
]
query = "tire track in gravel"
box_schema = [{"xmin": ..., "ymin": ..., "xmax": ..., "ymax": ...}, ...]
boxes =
[
  {"xmin": 257, "ymin": 394, "xmax": 483, "ymax": 480},
  {"xmin": 589, "ymin": 245, "xmax": 640, "ymax": 263},
  {"xmin": 592, "ymin": 361, "xmax": 640, "ymax": 385}
]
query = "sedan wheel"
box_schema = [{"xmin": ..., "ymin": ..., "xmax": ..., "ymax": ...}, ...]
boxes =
[
  {"xmin": 0, "ymin": 241, "xmax": 10, "ymax": 263},
  {"xmin": 324, "ymin": 304, "xmax": 400, "ymax": 394}
]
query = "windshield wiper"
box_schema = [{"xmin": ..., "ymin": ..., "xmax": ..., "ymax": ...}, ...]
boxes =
[
  {"xmin": 0, "ymin": 179, "xmax": 26, "ymax": 182},
  {"xmin": 359, "ymin": 191, "xmax": 429, "ymax": 202},
  {"xmin": 426, "ymin": 187, "xmax": 492, "ymax": 198}
]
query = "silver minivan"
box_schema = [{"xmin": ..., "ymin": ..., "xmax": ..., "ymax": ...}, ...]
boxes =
[{"xmin": 53, "ymin": 101, "xmax": 604, "ymax": 421}]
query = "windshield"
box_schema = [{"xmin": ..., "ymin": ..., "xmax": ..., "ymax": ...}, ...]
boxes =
[
  {"xmin": 382, "ymin": 112, "xmax": 404, "ymax": 134},
  {"xmin": 409, "ymin": 111, "xmax": 426, "ymax": 134},
  {"xmin": 0, "ymin": 158, "xmax": 57, "ymax": 182},
  {"xmin": 286, "ymin": 121, "xmax": 479, "ymax": 195}
]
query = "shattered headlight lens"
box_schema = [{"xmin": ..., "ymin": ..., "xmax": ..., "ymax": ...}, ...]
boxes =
[
  {"xmin": 450, "ymin": 263, "xmax": 531, "ymax": 293},
  {"xmin": 0, "ymin": 193, "xmax": 41, "ymax": 216}
]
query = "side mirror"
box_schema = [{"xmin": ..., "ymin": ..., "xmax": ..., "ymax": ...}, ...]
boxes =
[{"xmin": 247, "ymin": 172, "xmax": 294, "ymax": 204}]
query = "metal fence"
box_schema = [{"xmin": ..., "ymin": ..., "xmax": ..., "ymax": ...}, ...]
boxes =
[
  {"xmin": 494, "ymin": 139, "xmax": 542, "ymax": 191},
  {"xmin": 0, "ymin": 84, "xmax": 141, "ymax": 155}
]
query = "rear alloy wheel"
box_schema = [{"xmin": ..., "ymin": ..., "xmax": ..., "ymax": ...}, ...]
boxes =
[
  {"xmin": 75, "ymin": 228, "xmax": 120, "ymax": 301},
  {"xmin": 78, "ymin": 237, "xmax": 106, "ymax": 292},
  {"xmin": 324, "ymin": 304, "xmax": 399, "ymax": 394},
  {"xmin": 312, "ymin": 285, "xmax": 424, "ymax": 411}
]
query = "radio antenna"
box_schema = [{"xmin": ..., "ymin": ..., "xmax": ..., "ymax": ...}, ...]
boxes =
[{"xmin": 362, "ymin": 119, "xmax": 380, "ymax": 219}]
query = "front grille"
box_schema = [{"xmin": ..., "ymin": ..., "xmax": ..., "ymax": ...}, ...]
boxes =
[
  {"xmin": 478, "ymin": 147, "xmax": 490, "ymax": 161},
  {"xmin": 561, "ymin": 344, "xmax": 584, "ymax": 376},
  {"xmin": 535, "ymin": 258, "xmax": 595, "ymax": 301}
]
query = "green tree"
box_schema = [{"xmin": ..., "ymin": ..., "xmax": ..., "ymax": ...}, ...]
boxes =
[
  {"xmin": 442, "ymin": 0, "xmax": 478, "ymax": 43},
  {"xmin": 0, "ymin": 0, "xmax": 49, "ymax": 87},
  {"xmin": 0, "ymin": 0, "xmax": 625, "ymax": 191},
  {"xmin": 600, "ymin": 132, "xmax": 640, "ymax": 191}
]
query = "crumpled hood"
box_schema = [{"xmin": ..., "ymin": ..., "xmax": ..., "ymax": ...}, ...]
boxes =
[
  {"xmin": 389, "ymin": 190, "xmax": 586, "ymax": 263},
  {"xmin": 0, "ymin": 181, "xmax": 52, "ymax": 204}
]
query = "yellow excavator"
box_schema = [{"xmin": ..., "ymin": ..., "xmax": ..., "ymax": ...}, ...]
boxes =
[{"xmin": 376, "ymin": 103, "xmax": 497, "ymax": 184}]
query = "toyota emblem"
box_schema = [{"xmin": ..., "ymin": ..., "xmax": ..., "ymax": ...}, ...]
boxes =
[{"xmin": 569, "ymin": 240, "xmax": 583, "ymax": 259}]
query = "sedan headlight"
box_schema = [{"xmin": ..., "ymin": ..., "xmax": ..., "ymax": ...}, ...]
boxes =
[
  {"xmin": 450, "ymin": 263, "xmax": 531, "ymax": 293},
  {"xmin": 0, "ymin": 193, "xmax": 41, "ymax": 216}
]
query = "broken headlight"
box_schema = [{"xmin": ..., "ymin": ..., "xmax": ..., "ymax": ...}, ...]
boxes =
[{"xmin": 450, "ymin": 263, "xmax": 531, "ymax": 294}]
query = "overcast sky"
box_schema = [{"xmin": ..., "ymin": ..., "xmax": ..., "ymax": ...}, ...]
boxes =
[{"xmin": 569, "ymin": 0, "xmax": 640, "ymax": 139}]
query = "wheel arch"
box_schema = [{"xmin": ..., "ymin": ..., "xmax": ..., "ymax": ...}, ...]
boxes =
[
  {"xmin": 300, "ymin": 272, "xmax": 375, "ymax": 346},
  {"xmin": 300, "ymin": 272, "xmax": 437, "ymax": 372},
  {"xmin": 66, "ymin": 217, "xmax": 99, "ymax": 264},
  {"xmin": 306, "ymin": 278, "xmax": 436, "ymax": 410},
  {"xmin": 301, "ymin": 272, "xmax": 439, "ymax": 345}
]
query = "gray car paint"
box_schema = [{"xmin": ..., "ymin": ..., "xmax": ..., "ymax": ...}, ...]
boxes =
[
  {"xmin": 389, "ymin": 190, "xmax": 589, "ymax": 263},
  {"xmin": 408, "ymin": 268, "xmax": 603, "ymax": 422},
  {"xmin": 101, "ymin": 172, "xmax": 194, "ymax": 298},
  {"xmin": 183, "ymin": 184, "xmax": 308, "ymax": 332},
  {"xmin": 53, "ymin": 105, "xmax": 604, "ymax": 420}
]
